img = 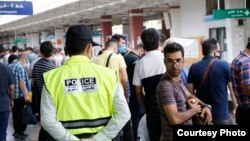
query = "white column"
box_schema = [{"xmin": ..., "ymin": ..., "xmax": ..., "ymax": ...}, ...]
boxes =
[
  {"xmin": 169, "ymin": 6, "xmax": 181, "ymax": 37},
  {"xmin": 30, "ymin": 32, "xmax": 40, "ymax": 48},
  {"xmin": 122, "ymin": 17, "xmax": 130, "ymax": 40},
  {"xmin": 17, "ymin": 35, "xmax": 25, "ymax": 49},
  {"xmin": 8, "ymin": 36, "xmax": 15, "ymax": 48},
  {"xmin": 2, "ymin": 37, "xmax": 9, "ymax": 48},
  {"xmin": 41, "ymin": 30, "xmax": 49, "ymax": 43},
  {"xmin": 246, "ymin": 19, "xmax": 250, "ymax": 42},
  {"xmin": 26, "ymin": 33, "xmax": 32, "ymax": 47},
  {"xmin": 54, "ymin": 28, "xmax": 64, "ymax": 48},
  {"xmin": 225, "ymin": 0, "xmax": 245, "ymax": 61}
]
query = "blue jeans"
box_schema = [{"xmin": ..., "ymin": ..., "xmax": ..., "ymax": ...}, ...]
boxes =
[{"xmin": 0, "ymin": 111, "xmax": 10, "ymax": 141}]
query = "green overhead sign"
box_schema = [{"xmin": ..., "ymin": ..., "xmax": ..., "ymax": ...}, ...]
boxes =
[
  {"xmin": 214, "ymin": 8, "xmax": 250, "ymax": 19},
  {"xmin": 14, "ymin": 39, "xmax": 28, "ymax": 43}
]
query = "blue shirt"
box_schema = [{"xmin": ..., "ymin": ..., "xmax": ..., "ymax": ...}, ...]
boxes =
[
  {"xmin": 0, "ymin": 62, "xmax": 14, "ymax": 112},
  {"xmin": 9, "ymin": 61, "xmax": 29, "ymax": 99},
  {"xmin": 187, "ymin": 56, "xmax": 231, "ymax": 121},
  {"xmin": 181, "ymin": 66, "xmax": 189, "ymax": 88}
]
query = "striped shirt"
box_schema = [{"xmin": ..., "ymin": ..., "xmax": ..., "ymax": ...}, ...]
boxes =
[
  {"xmin": 156, "ymin": 74, "xmax": 192, "ymax": 141},
  {"xmin": 231, "ymin": 52, "xmax": 250, "ymax": 106},
  {"xmin": 32, "ymin": 59, "xmax": 55, "ymax": 93},
  {"xmin": 9, "ymin": 61, "xmax": 29, "ymax": 99}
]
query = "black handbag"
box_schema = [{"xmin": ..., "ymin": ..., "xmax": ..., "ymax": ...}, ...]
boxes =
[{"xmin": 22, "ymin": 103, "xmax": 37, "ymax": 125}]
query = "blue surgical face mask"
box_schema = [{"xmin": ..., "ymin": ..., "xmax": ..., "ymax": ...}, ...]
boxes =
[{"xmin": 118, "ymin": 44, "xmax": 127, "ymax": 54}]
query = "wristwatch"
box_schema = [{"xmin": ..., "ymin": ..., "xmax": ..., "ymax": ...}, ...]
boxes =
[{"xmin": 204, "ymin": 104, "xmax": 212, "ymax": 111}]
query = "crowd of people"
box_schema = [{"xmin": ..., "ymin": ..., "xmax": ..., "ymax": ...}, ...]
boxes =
[{"xmin": 0, "ymin": 24, "xmax": 249, "ymax": 141}]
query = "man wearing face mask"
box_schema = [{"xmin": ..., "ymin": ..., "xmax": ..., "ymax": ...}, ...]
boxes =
[
  {"xmin": 112, "ymin": 34, "xmax": 142, "ymax": 140},
  {"xmin": 9, "ymin": 54, "xmax": 30, "ymax": 139},
  {"xmin": 187, "ymin": 38, "xmax": 238, "ymax": 125},
  {"xmin": 93, "ymin": 38, "xmax": 133, "ymax": 141},
  {"xmin": 111, "ymin": 34, "xmax": 127, "ymax": 55}
]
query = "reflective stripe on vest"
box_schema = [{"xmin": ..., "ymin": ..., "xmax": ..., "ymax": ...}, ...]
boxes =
[{"xmin": 61, "ymin": 116, "xmax": 111, "ymax": 129}]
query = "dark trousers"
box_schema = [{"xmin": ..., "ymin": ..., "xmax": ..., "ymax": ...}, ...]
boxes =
[
  {"xmin": 122, "ymin": 119, "xmax": 134, "ymax": 141},
  {"xmin": 0, "ymin": 111, "xmax": 10, "ymax": 141},
  {"xmin": 236, "ymin": 106, "xmax": 250, "ymax": 125},
  {"xmin": 38, "ymin": 127, "xmax": 98, "ymax": 141},
  {"xmin": 112, "ymin": 119, "xmax": 134, "ymax": 141},
  {"xmin": 38, "ymin": 127, "xmax": 55, "ymax": 141},
  {"xmin": 129, "ymin": 98, "xmax": 142, "ymax": 140},
  {"xmin": 12, "ymin": 98, "xmax": 27, "ymax": 134},
  {"xmin": 146, "ymin": 115, "xmax": 161, "ymax": 141}
]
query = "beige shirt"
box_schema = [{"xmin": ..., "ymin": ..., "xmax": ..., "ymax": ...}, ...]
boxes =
[{"xmin": 93, "ymin": 50, "xmax": 127, "ymax": 78}]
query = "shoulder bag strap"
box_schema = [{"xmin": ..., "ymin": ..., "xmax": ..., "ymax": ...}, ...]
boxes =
[
  {"xmin": 196, "ymin": 59, "xmax": 216, "ymax": 95},
  {"xmin": 105, "ymin": 53, "xmax": 113, "ymax": 67}
]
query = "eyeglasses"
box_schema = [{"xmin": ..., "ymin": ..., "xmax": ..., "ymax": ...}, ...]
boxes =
[{"xmin": 165, "ymin": 58, "xmax": 183, "ymax": 66}]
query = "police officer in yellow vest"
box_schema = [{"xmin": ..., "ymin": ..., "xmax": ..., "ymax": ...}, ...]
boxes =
[{"xmin": 40, "ymin": 25, "xmax": 131, "ymax": 141}]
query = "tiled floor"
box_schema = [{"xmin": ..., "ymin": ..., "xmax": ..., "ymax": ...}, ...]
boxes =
[{"xmin": 7, "ymin": 113, "xmax": 41, "ymax": 141}]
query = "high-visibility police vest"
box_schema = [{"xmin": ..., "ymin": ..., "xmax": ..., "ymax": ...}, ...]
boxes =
[{"xmin": 43, "ymin": 55, "xmax": 117, "ymax": 136}]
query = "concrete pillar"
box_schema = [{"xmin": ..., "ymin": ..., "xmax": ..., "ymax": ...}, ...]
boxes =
[
  {"xmin": 169, "ymin": 5, "xmax": 181, "ymax": 37},
  {"xmin": 63, "ymin": 25, "xmax": 70, "ymax": 34},
  {"xmin": 101, "ymin": 15, "xmax": 112, "ymax": 46},
  {"xmin": 129, "ymin": 9, "xmax": 143, "ymax": 48},
  {"xmin": 26, "ymin": 33, "xmax": 32, "ymax": 47},
  {"xmin": 8, "ymin": 36, "xmax": 15, "ymax": 48},
  {"xmin": 162, "ymin": 20, "xmax": 170, "ymax": 39},
  {"xmin": 41, "ymin": 30, "xmax": 49, "ymax": 43},
  {"xmin": 1, "ymin": 37, "xmax": 7, "ymax": 48},
  {"xmin": 17, "ymin": 35, "xmax": 25, "ymax": 49},
  {"xmin": 122, "ymin": 17, "xmax": 130, "ymax": 40},
  {"xmin": 0, "ymin": 37, "xmax": 3, "ymax": 44},
  {"xmin": 27, "ymin": 32, "xmax": 39, "ymax": 48},
  {"xmin": 225, "ymin": 0, "xmax": 245, "ymax": 61},
  {"xmin": 55, "ymin": 28, "xmax": 64, "ymax": 48}
]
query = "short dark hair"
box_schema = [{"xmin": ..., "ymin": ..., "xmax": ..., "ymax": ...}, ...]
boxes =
[
  {"xmin": 246, "ymin": 42, "xmax": 250, "ymax": 49},
  {"xmin": 202, "ymin": 38, "xmax": 218, "ymax": 56},
  {"xmin": 12, "ymin": 46, "xmax": 19, "ymax": 52},
  {"xmin": 25, "ymin": 47, "xmax": 33, "ymax": 52},
  {"xmin": 40, "ymin": 41, "xmax": 54, "ymax": 58},
  {"xmin": 8, "ymin": 54, "xmax": 17, "ymax": 64},
  {"xmin": 141, "ymin": 28, "xmax": 160, "ymax": 51},
  {"xmin": 66, "ymin": 40, "xmax": 91, "ymax": 56},
  {"xmin": 105, "ymin": 38, "xmax": 118, "ymax": 49},
  {"xmin": 164, "ymin": 42, "xmax": 184, "ymax": 58},
  {"xmin": 18, "ymin": 49, "xmax": 24, "ymax": 53},
  {"xmin": 112, "ymin": 34, "xmax": 125, "ymax": 41}
]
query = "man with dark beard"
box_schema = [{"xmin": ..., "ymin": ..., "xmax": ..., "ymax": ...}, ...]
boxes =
[{"xmin": 156, "ymin": 42, "xmax": 212, "ymax": 141}]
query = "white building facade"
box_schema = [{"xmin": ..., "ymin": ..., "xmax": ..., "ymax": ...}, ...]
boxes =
[{"xmin": 169, "ymin": 0, "xmax": 250, "ymax": 62}]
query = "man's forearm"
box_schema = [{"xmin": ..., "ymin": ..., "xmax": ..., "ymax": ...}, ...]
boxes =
[
  {"xmin": 93, "ymin": 85, "xmax": 131, "ymax": 140},
  {"xmin": 19, "ymin": 80, "xmax": 29, "ymax": 100},
  {"xmin": 9, "ymin": 84, "xmax": 14, "ymax": 100},
  {"xmin": 135, "ymin": 86, "xmax": 145, "ymax": 111},
  {"xmin": 41, "ymin": 86, "xmax": 79, "ymax": 140}
]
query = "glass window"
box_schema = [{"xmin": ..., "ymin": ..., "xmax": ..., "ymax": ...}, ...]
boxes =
[
  {"xmin": 206, "ymin": 0, "xmax": 225, "ymax": 15},
  {"xmin": 209, "ymin": 27, "xmax": 226, "ymax": 51},
  {"xmin": 247, "ymin": 0, "xmax": 250, "ymax": 8}
]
